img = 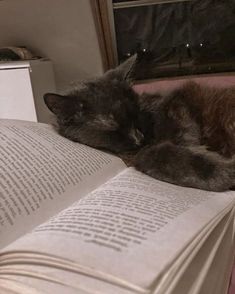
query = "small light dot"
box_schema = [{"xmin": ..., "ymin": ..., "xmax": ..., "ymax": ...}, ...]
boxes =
[
  {"xmin": 200, "ymin": 43, "xmax": 203, "ymax": 47},
  {"xmin": 186, "ymin": 43, "xmax": 190, "ymax": 48},
  {"xmin": 143, "ymin": 48, "xmax": 146, "ymax": 52},
  {"xmin": 126, "ymin": 53, "xmax": 131, "ymax": 57}
]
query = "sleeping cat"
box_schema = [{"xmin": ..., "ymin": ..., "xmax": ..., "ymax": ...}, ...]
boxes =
[{"xmin": 44, "ymin": 55, "xmax": 235, "ymax": 192}]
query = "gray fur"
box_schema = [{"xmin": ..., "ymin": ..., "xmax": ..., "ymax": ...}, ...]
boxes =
[{"xmin": 44, "ymin": 55, "xmax": 235, "ymax": 191}]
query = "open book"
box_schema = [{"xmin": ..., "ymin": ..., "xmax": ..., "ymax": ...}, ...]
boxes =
[{"xmin": 0, "ymin": 119, "xmax": 235, "ymax": 294}]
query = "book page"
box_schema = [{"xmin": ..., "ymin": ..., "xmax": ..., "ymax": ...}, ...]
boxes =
[
  {"xmin": 1, "ymin": 168, "xmax": 234, "ymax": 293},
  {"xmin": 155, "ymin": 209, "xmax": 235, "ymax": 294},
  {"xmin": 0, "ymin": 119, "xmax": 125, "ymax": 249},
  {"xmin": 0, "ymin": 268, "xmax": 136, "ymax": 294}
]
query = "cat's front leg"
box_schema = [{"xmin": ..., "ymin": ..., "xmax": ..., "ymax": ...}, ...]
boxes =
[{"xmin": 134, "ymin": 142, "xmax": 235, "ymax": 192}]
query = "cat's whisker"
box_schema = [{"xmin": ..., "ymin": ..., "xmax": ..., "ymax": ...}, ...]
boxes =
[{"xmin": 129, "ymin": 128, "xmax": 144, "ymax": 146}]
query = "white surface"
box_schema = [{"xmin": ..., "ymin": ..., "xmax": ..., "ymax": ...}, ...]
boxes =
[
  {"xmin": 0, "ymin": 59, "xmax": 56, "ymax": 123},
  {"xmin": 0, "ymin": 60, "xmax": 31, "ymax": 69},
  {"xmin": 0, "ymin": 68, "xmax": 37, "ymax": 121}
]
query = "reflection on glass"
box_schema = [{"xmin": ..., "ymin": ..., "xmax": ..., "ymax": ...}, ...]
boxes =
[{"xmin": 113, "ymin": 0, "xmax": 235, "ymax": 79}]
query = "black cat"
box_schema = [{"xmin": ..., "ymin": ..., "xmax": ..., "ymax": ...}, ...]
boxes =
[{"xmin": 44, "ymin": 55, "xmax": 235, "ymax": 191}]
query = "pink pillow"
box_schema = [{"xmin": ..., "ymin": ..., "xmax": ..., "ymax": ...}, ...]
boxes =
[{"xmin": 133, "ymin": 74, "xmax": 235, "ymax": 94}]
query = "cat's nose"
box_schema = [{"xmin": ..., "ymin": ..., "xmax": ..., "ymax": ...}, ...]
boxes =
[{"xmin": 129, "ymin": 128, "xmax": 144, "ymax": 146}]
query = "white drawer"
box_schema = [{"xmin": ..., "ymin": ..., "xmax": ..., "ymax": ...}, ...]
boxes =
[{"xmin": 0, "ymin": 59, "xmax": 56, "ymax": 123}]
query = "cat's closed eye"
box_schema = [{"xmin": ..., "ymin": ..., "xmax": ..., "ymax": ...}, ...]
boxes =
[{"xmin": 87, "ymin": 114, "xmax": 119, "ymax": 131}]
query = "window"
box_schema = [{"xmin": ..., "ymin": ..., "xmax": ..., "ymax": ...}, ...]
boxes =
[{"xmin": 93, "ymin": 0, "xmax": 235, "ymax": 79}]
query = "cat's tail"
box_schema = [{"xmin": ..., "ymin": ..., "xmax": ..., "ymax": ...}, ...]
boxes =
[
  {"xmin": 134, "ymin": 142, "xmax": 235, "ymax": 192},
  {"xmin": 188, "ymin": 145, "xmax": 235, "ymax": 191}
]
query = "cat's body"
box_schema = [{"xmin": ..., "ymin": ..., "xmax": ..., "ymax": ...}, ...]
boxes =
[
  {"xmin": 44, "ymin": 55, "xmax": 235, "ymax": 191},
  {"xmin": 139, "ymin": 81, "xmax": 235, "ymax": 156}
]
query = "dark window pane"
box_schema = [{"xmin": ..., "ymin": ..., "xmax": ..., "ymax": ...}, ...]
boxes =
[{"xmin": 113, "ymin": 0, "xmax": 235, "ymax": 79}]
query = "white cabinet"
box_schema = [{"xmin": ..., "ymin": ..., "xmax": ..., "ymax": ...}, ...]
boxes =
[{"xmin": 0, "ymin": 59, "xmax": 56, "ymax": 123}]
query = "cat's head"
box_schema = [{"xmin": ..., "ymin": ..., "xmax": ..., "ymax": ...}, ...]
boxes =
[{"xmin": 44, "ymin": 55, "xmax": 146, "ymax": 154}]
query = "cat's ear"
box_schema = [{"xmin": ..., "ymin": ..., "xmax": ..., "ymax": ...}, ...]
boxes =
[
  {"xmin": 44, "ymin": 93, "xmax": 71, "ymax": 115},
  {"xmin": 104, "ymin": 54, "xmax": 137, "ymax": 83}
]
